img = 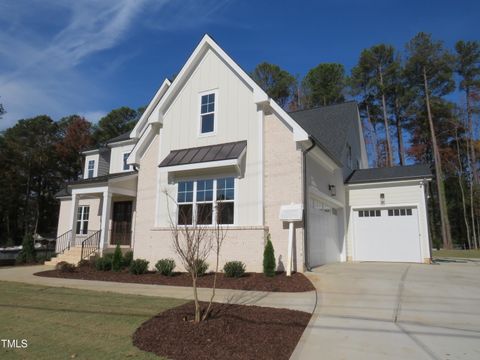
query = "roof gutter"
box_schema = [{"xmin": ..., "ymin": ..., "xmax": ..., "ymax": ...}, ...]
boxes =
[{"xmin": 302, "ymin": 137, "xmax": 316, "ymax": 272}]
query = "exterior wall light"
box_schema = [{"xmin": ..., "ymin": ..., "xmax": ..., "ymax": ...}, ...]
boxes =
[
  {"xmin": 328, "ymin": 185, "xmax": 336, "ymax": 197},
  {"xmin": 380, "ymin": 193, "xmax": 385, "ymax": 205}
]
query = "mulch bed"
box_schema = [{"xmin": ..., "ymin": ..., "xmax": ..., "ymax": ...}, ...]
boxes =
[
  {"xmin": 132, "ymin": 301, "xmax": 311, "ymax": 360},
  {"xmin": 34, "ymin": 266, "xmax": 315, "ymax": 292}
]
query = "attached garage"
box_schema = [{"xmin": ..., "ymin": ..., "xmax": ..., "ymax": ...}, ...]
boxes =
[
  {"xmin": 353, "ymin": 207, "xmax": 421, "ymax": 262},
  {"xmin": 346, "ymin": 165, "xmax": 433, "ymax": 264},
  {"xmin": 307, "ymin": 197, "xmax": 342, "ymax": 267}
]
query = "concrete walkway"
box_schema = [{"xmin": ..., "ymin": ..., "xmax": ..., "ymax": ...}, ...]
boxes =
[
  {"xmin": 0, "ymin": 265, "xmax": 316, "ymax": 313},
  {"xmin": 291, "ymin": 261, "xmax": 480, "ymax": 360}
]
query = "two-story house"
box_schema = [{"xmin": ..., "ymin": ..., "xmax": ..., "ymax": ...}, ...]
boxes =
[{"xmin": 50, "ymin": 35, "xmax": 433, "ymax": 271}]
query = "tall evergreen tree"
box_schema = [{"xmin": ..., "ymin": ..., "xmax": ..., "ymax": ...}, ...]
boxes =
[
  {"xmin": 302, "ymin": 63, "xmax": 345, "ymax": 107},
  {"xmin": 405, "ymin": 32, "xmax": 455, "ymax": 249},
  {"xmin": 251, "ymin": 62, "xmax": 296, "ymax": 108}
]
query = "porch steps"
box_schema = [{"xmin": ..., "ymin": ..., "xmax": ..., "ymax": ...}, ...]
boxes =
[{"xmin": 45, "ymin": 247, "xmax": 85, "ymax": 266}]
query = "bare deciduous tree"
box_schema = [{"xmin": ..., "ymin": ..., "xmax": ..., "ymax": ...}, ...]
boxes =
[{"xmin": 164, "ymin": 190, "xmax": 227, "ymax": 323}]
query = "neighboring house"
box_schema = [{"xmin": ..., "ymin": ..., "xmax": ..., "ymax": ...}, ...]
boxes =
[{"xmin": 49, "ymin": 35, "xmax": 433, "ymax": 270}]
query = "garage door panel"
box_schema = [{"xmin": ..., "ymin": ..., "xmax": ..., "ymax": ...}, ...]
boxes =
[
  {"xmin": 354, "ymin": 207, "xmax": 421, "ymax": 263},
  {"xmin": 308, "ymin": 198, "xmax": 341, "ymax": 267}
]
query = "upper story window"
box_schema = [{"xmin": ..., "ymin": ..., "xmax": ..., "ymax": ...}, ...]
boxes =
[
  {"xmin": 200, "ymin": 92, "xmax": 216, "ymax": 135},
  {"xmin": 87, "ymin": 160, "xmax": 95, "ymax": 178},
  {"xmin": 177, "ymin": 177, "xmax": 235, "ymax": 226},
  {"xmin": 347, "ymin": 144, "xmax": 352, "ymax": 168},
  {"xmin": 123, "ymin": 152, "xmax": 131, "ymax": 171}
]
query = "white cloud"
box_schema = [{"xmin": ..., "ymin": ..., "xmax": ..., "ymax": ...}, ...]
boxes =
[{"xmin": 0, "ymin": 0, "xmax": 234, "ymax": 129}]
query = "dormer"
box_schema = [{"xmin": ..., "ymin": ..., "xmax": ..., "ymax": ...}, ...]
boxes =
[
  {"xmin": 106, "ymin": 133, "xmax": 136, "ymax": 174},
  {"xmin": 82, "ymin": 147, "xmax": 110, "ymax": 179}
]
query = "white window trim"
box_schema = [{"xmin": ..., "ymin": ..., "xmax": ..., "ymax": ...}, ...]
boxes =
[
  {"xmin": 76, "ymin": 205, "xmax": 90, "ymax": 235},
  {"xmin": 198, "ymin": 89, "xmax": 218, "ymax": 137},
  {"xmin": 177, "ymin": 177, "xmax": 236, "ymax": 226},
  {"xmin": 122, "ymin": 151, "xmax": 132, "ymax": 171}
]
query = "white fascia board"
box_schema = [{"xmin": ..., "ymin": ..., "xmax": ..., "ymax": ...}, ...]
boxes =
[
  {"xmin": 346, "ymin": 178, "xmax": 432, "ymax": 188},
  {"xmin": 131, "ymin": 79, "xmax": 171, "ymax": 138},
  {"xmin": 160, "ymin": 158, "xmax": 240, "ymax": 174},
  {"xmin": 81, "ymin": 149, "xmax": 100, "ymax": 155},
  {"xmin": 127, "ymin": 123, "xmax": 159, "ymax": 166},
  {"xmin": 107, "ymin": 173, "xmax": 138, "ymax": 184},
  {"xmin": 107, "ymin": 139, "xmax": 136, "ymax": 148},
  {"xmin": 71, "ymin": 186, "xmax": 109, "ymax": 195},
  {"xmin": 268, "ymin": 100, "xmax": 309, "ymax": 142}
]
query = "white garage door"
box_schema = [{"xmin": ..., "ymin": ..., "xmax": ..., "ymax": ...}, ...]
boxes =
[
  {"xmin": 354, "ymin": 207, "xmax": 422, "ymax": 263},
  {"xmin": 308, "ymin": 198, "xmax": 341, "ymax": 267}
]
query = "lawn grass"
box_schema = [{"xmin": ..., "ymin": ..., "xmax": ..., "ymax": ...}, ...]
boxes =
[
  {"xmin": 432, "ymin": 249, "xmax": 480, "ymax": 258},
  {"xmin": 0, "ymin": 281, "xmax": 186, "ymax": 359}
]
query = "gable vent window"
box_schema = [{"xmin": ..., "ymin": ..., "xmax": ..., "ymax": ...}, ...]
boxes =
[
  {"xmin": 87, "ymin": 160, "xmax": 95, "ymax": 178},
  {"xmin": 200, "ymin": 92, "xmax": 216, "ymax": 134}
]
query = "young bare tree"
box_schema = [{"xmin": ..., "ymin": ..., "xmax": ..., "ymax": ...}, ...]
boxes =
[{"xmin": 164, "ymin": 190, "xmax": 226, "ymax": 323}]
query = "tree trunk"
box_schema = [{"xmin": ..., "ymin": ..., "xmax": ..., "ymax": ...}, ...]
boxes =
[
  {"xmin": 365, "ymin": 102, "xmax": 378, "ymax": 167},
  {"xmin": 394, "ymin": 97, "xmax": 406, "ymax": 166},
  {"xmin": 423, "ymin": 67, "xmax": 452, "ymax": 249},
  {"xmin": 379, "ymin": 66, "xmax": 393, "ymax": 167},
  {"xmin": 466, "ymin": 88, "xmax": 479, "ymax": 185},
  {"xmin": 465, "ymin": 133, "xmax": 478, "ymax": 249},
  {"xmin": 454, "ymin": 127, "xmax": 471, "ymax": 249},
  {"xmin": 191, "ymin": 274, "xmax": 201, "ymax": 323}
]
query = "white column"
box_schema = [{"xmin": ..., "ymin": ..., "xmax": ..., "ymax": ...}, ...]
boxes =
[
  {"xmin": 99, "ymin": 191, "xmax": 112, "ymax": 250},
  {"xmin": 69, "ymin": 192, "xmax": 80, "ymax": 248},
  {"xmin": 287, "ymin": 222, "xmax": 294, "ymax": 276}
]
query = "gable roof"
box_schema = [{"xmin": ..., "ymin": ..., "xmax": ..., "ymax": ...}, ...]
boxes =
[
  {"xmin": 289, "ymin": 101, "xmax": 359, "ymax": 165},
  {"xmin": 345, "ymin": 164, "xmax": 432, "ymax": 184},
  {"xmin": 159, "ymin": 141, "xmax": 247, "ymax": 168}
]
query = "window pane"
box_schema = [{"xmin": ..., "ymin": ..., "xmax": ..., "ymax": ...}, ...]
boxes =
[
  {"xmin": 201, "ymin": 104, "xmax": 208, "ymax": 114},
  {"xmin": 178, "ymin": 204, "xmax": 193, "ymax": 225},
  {"xmin": 370, "ymin": 210, "xmax": 375, "ymax": 217},
  {"xmin": 394, "ymin": 209, "xmax": 400, "ymax": 216},
  {"xmin": 207, "ymin": 103, "xmax": 214, "ymax": 112},
  {"xmin": 76, "ymin": 221, "xmax": 81, "ymax": 234},
  {"xmin": 400, "ymin": 209, "xmax": 406, "ymax": 216},
  {"xmin": 82, "ymin": 220, "xmax": 89, "ymax": 234},
  {"xmin": 359, "ymin": 211, "xmax": 363, "ymax": 217},
  {"xmin": 388, "ymin": 209, "xmax": 393, "ymax": 216},
  {"xmin": 218, "ymin": 202, "xmax": 234, "ymax": 224},
  {"xmin": 178, "ymin": 181, "xmax": 193, "ymax": 203},
  {"xmin": 407, "ymin": 208, "xmax": 412, "ymax": 216},
  {"xmin": 208, "ymin": 93, "xmax": 215, "ymax": 103},
  {"xmin": 364, "ymin": 211, "xmax": 369, "ymax": 217},
  {"xmin": 197, "ymin": 203, "xmax": 213, "ymax": 225},
  {"xmin": 201, "ymin": 114, "xmax": 214, "ymax": 133},
  {"xmin": 376, "ymin": 210, "xmax": 381, "ymax": 217},
  {"xmin": 201, "ymin": 95, "xmax": 208, "ymax": 105}
]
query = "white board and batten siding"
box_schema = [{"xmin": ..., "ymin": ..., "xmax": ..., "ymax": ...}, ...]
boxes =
[{"xmin": 347, "ymin": 180, "xmax": 431, "ymax": 263}]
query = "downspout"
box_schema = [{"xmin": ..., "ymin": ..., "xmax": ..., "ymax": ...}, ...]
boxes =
[
  {"xmin": 424, "ymin": 178, "xmax": 434, "ymax": 263},
  {"xmin": 303, "ymin": 137, "xmax": 316, "ymax": 271}
]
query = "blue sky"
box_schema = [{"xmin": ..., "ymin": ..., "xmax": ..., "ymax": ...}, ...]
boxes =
[{"xmin": 0, "ymin": 0, "xmax": 478, "ymax": 129}]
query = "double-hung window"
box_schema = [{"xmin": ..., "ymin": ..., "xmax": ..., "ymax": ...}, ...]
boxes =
[
  {"xmin": 200, "ymin": 92, "xmax": 216, "ymax": 134},
  {"xmin": 76, "ymin": 206, "xmax": 89, "ymax": 235},
  {"xmin": 123, "ymin": 152, "xmax": 131, "ymax": 171},
  {"xmin": 87, "ymin": 160, "xmax": 95, "ymax": 178},
  {"xmin": 177, "ymin": 177, "xmax": 235, "ymax": 225}
]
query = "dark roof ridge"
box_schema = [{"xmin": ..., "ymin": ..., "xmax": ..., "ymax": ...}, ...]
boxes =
[{"xmin": 287, "ymin": 100, "xmax": 357, "ymax": 115}]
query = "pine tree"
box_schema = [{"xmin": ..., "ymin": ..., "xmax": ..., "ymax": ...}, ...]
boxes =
[{"xmin": 263, "ymin": 234, "xmax": 276, "ymax": 277}]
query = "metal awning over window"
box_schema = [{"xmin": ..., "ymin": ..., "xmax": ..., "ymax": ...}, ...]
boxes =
[{"xmin": 158, "ymin": 141, "xmax": 247, "ymax": 175}]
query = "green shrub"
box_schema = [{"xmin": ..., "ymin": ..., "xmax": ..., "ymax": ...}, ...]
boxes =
[
  {"xmin": 155, "ymin": 258, "xmax": 175, "ymax": 276},
  {"xmin": 16, "ymin": 233, "xmax": 36, "ymax": 264},
  {"xmin": 77, "ymin": 258, "xmax": 94, "ymax": 268},
  {"xmin": 263, "ymin": 234, "xmax": 276, "ymax": 277},
  {"xmin": 223, "ymin": 261, "xmax": 246, "ymax": 278},
  {"xmin": 112, "ymin": 244, "xmax": 123, "ymax": 272},
  {"xmin": 190, "ymin": 259, "xmax": 208, "ymax": 277},
  {"xmin": 56, "ymin": 261, "xmax": 76, "ymax": 273},
  {"xmin": 95, "ymin": 255, "xmax": 112, "ymax": 271},
  {"xmin": 129, "ymin": 259, "xmax": 149, "ymax": 275},
  {"xmin": 36, "ymin": 254, "xmax": 51, "ymax": 264},
  {"xmin": 122, "ymin": 251, "xmax": 133, "ymax": 268}
]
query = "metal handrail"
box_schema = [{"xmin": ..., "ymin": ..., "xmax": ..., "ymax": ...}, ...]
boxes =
[
  {"xmin": 80, "ymin": 230, "xmax": 101, "ymax": 260},
  {"xmin": 55, "ymin": 230, "xmax": 73, "ymax": 255}
]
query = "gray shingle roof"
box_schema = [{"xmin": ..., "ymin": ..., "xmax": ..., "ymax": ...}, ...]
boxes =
[
  {"xmin": 345, "ymin": 164, "xmax": 432, "ymax": 184},
  {"xmin": 55, "ymin": 188, "xmax": 71, "ymax": 198},
  {"xmin": 159, "ymin": 141, "xmax": 247, "ymax": 168},
  {"xmin": 68, "ymin": 171, "xmax": 137, "ymax": 186},
  {"xmin": 106, "ymin": 132, "xmax": 132, "ymax": 144},
  {"xmin": 289, "ymin": 101, "xmax": 359, "ymax": 165}
]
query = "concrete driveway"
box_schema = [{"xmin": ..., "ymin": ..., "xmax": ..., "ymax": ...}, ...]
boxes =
[{"xmin": 291, "ymin": 261, "xmax": 480, "ymax": 360}]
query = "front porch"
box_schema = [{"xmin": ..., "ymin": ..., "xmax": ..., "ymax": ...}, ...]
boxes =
[{"xmin": 52, "ymin": 172, "xmax": 137, "ymax": 264}]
